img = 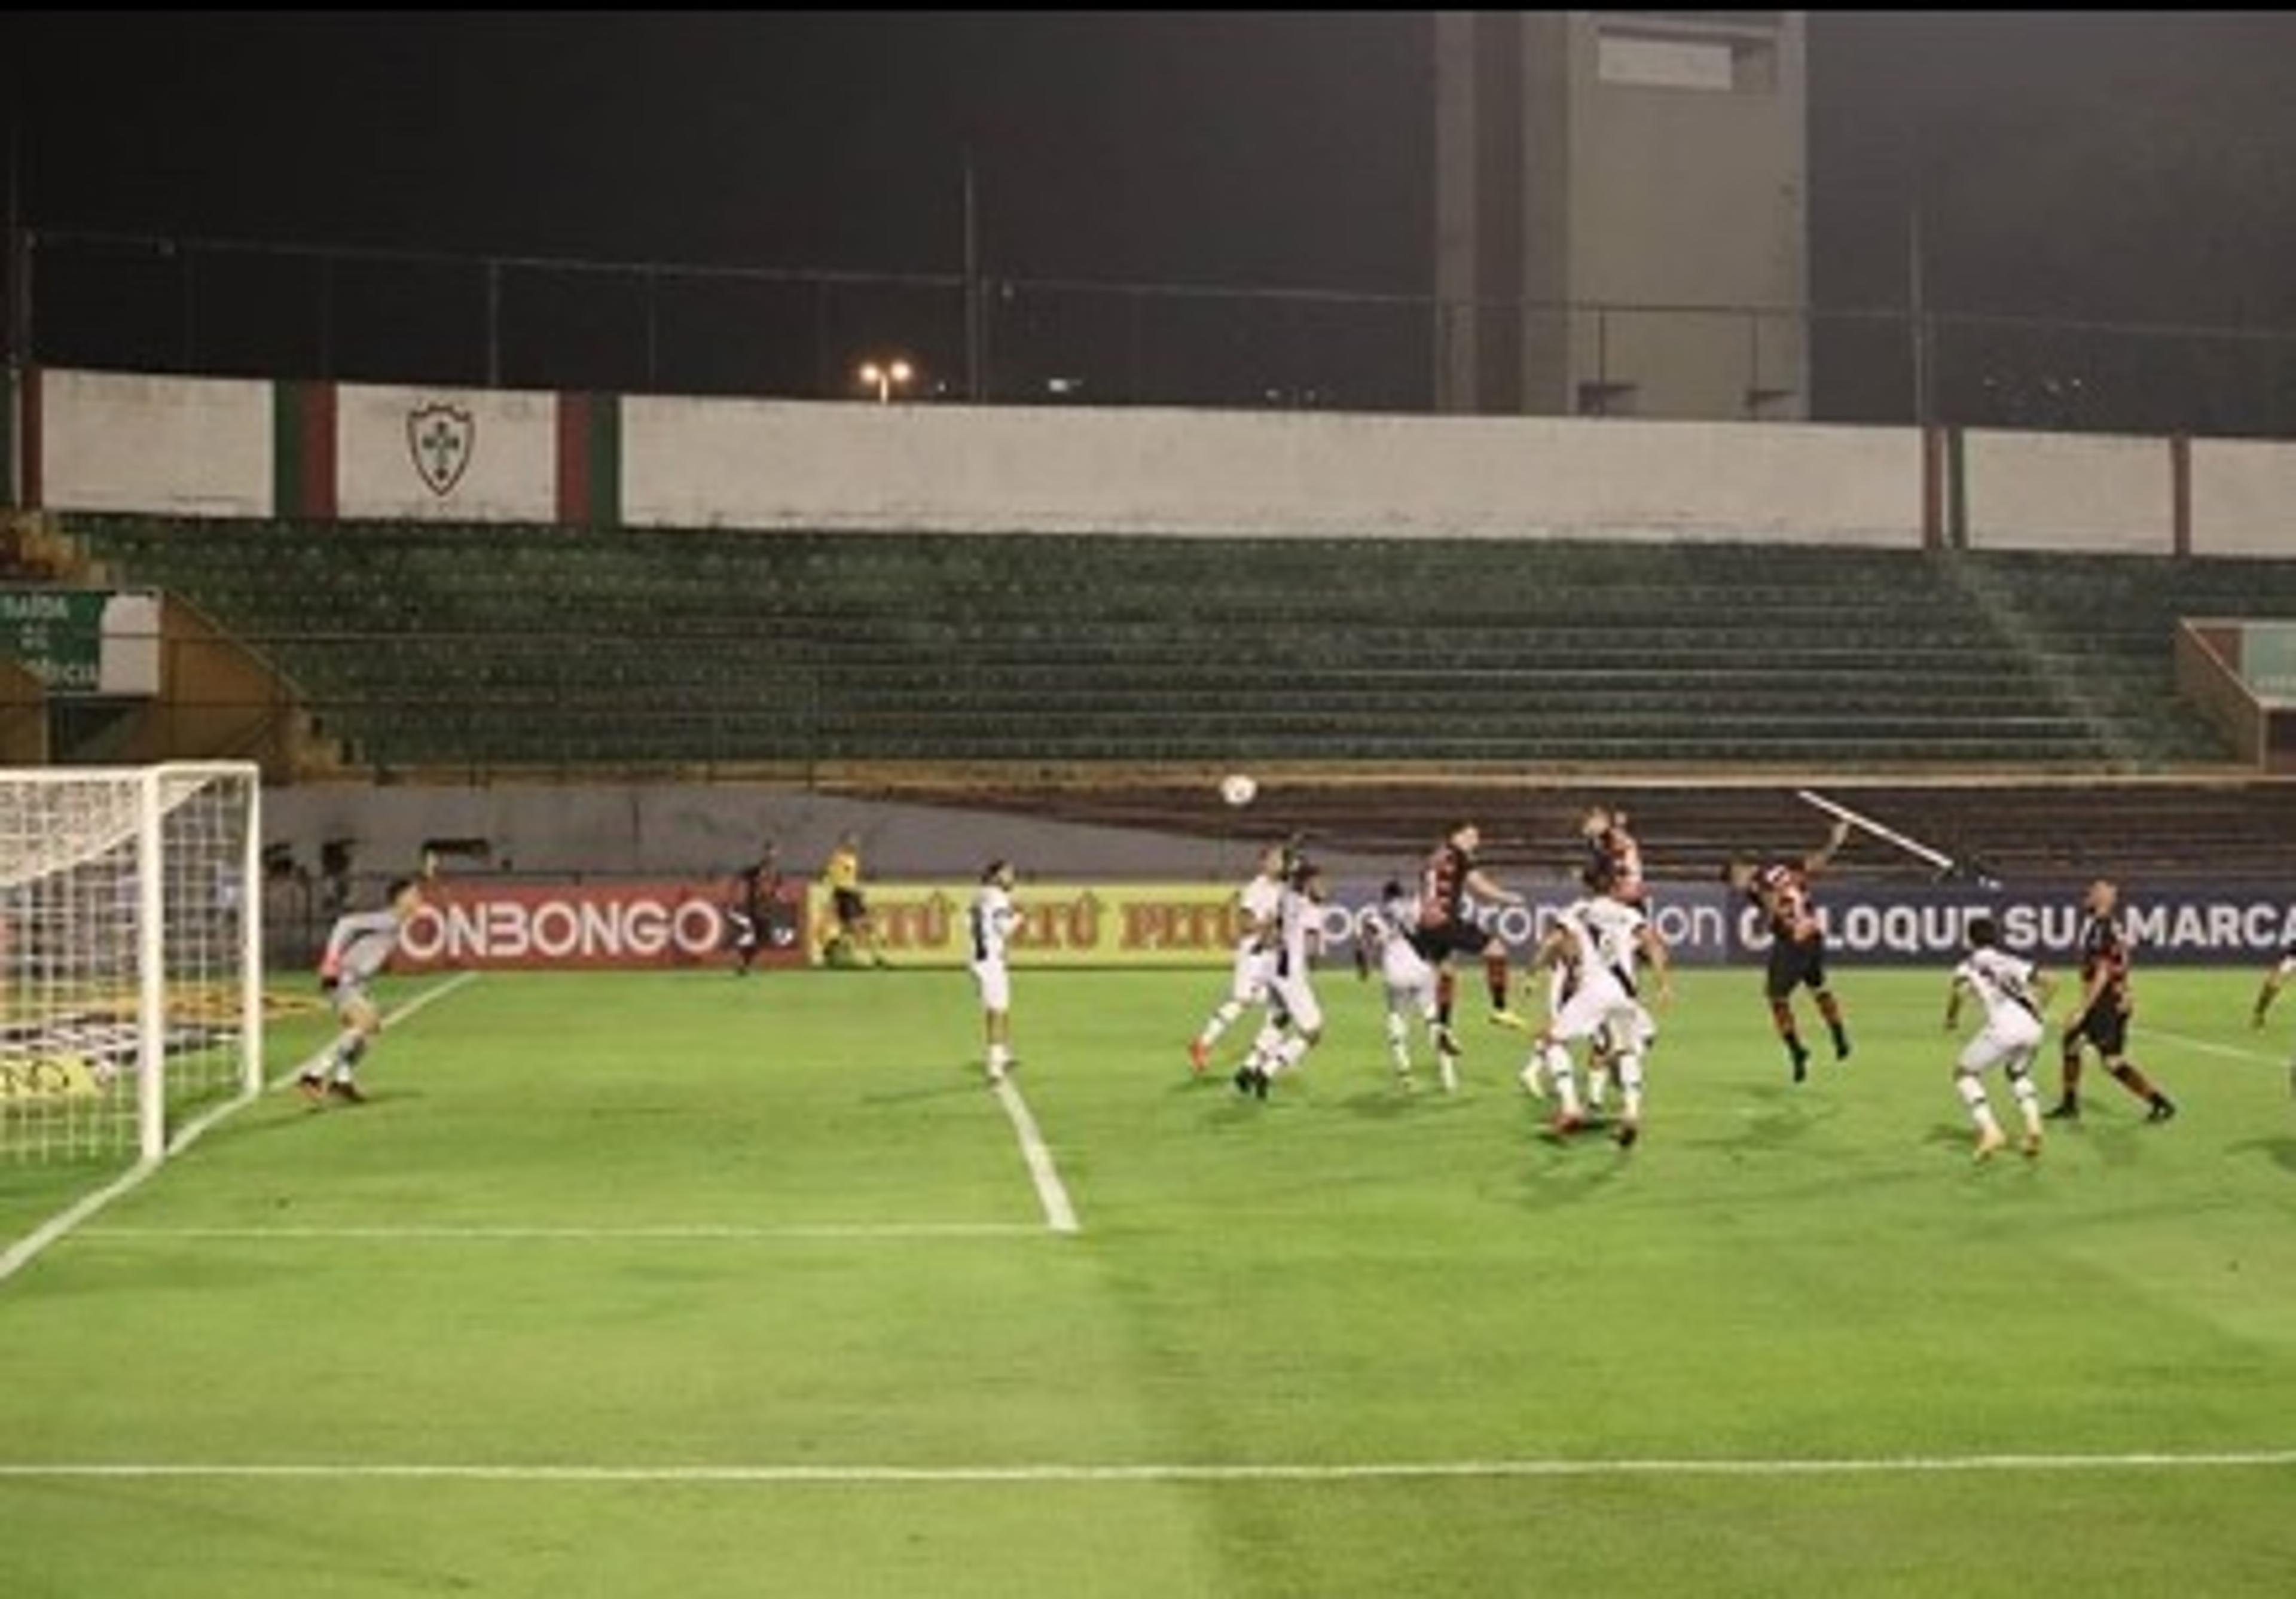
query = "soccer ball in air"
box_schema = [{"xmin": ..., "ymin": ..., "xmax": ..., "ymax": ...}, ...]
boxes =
[{"xmin": 1220, "ymin": 774, "xmax": 1259, "ymax": 808}]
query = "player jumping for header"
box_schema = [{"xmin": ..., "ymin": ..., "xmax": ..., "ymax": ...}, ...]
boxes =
[
  {"xmin": 1235, "ymin": 853, "xmax": 1329, "ymax": 1102},
  {"xmin": 2044, "ymin": 878, "xmax": 2176, "ymax": 1124},
  {"xmin": 1413, "ymin": 821, "xmax": 1529, "ymax": 1035},
  {"xmin": 1581, "ymin": 805, "xmax": 1648, "ymax": 907},
  {"xmin": 1189, "ymin": 841, "xmax": 1288, "ymax": 1075},
  {"xmin": 1723, "ymin": 819, "xmax": 1853, "ymax": 1084},
  {"xmin": 303, "ymin": 875, "xmax": 426, "ymax": 1106}
]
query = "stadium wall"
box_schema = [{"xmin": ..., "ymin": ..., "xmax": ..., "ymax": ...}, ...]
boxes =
[
  {"xmin": 260, "ymin": 783, "xmax": 1398, "ymax": 888},
  {"xmin": 7, "ymin": 366, "xmax": 2295, "ymax": 558},
  {"xmin": 1957, "ymin": 430, "xmax": 2173, "ymax": 554}
]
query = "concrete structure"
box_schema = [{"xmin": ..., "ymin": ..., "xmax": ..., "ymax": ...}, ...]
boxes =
[
  {"xmin": 11, "ymin": 365, "xmax": 2296, "ymax": 559},
  {"xmin": 1434, "ymin": 11, "xmax": 1808, "ymax": 422}
]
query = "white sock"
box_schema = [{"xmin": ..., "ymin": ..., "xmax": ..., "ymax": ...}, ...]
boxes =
[
  {"xmin": 1587, "ymin": 1063, "xmax": 1609, "ymax": 1111},
  {"xmin": 1266, "ymin": 1033, "xmax": 1312, "ymax": 1079},
  {"xmin": 1957, "ymin": 1073, "xmax": 1999, "ymax": 1135},
  {"xmin": 1544, "ymin": 1043, "xmax": 1581, "ymax": 1118},
  {"xmin": 1518, "ymin": 1048, "xmax": 1547, "ymax": 1097},
  {"xmin": 2008, "ymin": 1067, "xmax": 2041, "ymax": 1135},
  {"xmin": 1198, "ymin": 1000, "xmax": 1242, "ymax": 1048},
  {"xmin": 1618, "ymin": 1053, "xmax": 1645, "ymax": 1122},
  {"xmin": 1385, "ymin": 1011, "xmax": 1411, "ymax": 1075}
]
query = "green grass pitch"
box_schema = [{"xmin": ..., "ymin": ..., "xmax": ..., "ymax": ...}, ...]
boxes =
[{"xmin": 2, "ymin": 963, "xmax": 2293, "ymax": 1597}]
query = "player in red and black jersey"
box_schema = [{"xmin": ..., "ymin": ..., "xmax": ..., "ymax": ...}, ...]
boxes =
[
  {"xmin": 1580, "ymin": 806, "xmax": 1648, "ymax": 907},
  {"xmin": 1412, "ymin": 821, "xmax": 1529, "ymax": 1033},
  {"xmin": 2047, "ymin": 878, "xmax": 2176, "ymax": 1123},
  {"xmin": 1722, "ymin": 819, "xmax": 1852, "ymax": 1082}
]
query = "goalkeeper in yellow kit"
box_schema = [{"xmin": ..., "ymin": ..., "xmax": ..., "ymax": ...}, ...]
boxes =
[{"xmin": 820, "ymin": 833, "xmax": 889, "ymax": 968}]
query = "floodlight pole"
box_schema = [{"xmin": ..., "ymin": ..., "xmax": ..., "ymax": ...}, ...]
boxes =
[
  {"xmin": 1908, "ymin": 192, "xmax": 1932, "ymax": 428},
  {"xmin": 963, "ymin": 146, "xmax": 982, "ymax": 402}
]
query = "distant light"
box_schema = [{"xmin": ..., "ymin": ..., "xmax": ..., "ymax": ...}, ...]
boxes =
[
  {"xmin": 858, "ymin": 362, "xmax": 884, "ymax": 385},
  {"xmin": 1047, "ymin": 377, "xmax": 1081, "ymax": 396}
]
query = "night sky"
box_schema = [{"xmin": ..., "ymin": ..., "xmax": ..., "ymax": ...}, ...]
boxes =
[{"xmin": 5, "ymin": 11, "xmax": 2296, "ymax": 425}]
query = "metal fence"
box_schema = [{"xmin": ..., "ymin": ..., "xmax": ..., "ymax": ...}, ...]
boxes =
[{"xmin": 13, "ymin": 227, "xmax": 2296, "ymax": 436}]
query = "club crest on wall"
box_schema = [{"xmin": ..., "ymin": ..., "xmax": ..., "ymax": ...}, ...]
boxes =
[{"xmin": 407, "ymin": 402, "xmax": 477, "ymax": 498}]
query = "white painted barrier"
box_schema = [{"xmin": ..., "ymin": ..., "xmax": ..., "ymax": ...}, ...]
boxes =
[{"xmin": 619, "ymin": 398, "xmax": 1922, "ymax": 544}]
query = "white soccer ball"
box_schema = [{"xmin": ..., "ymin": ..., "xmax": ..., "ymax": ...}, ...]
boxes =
[{"xmin": 1220, "ymin": 773, "xmax": 1258, "ymax": 808}]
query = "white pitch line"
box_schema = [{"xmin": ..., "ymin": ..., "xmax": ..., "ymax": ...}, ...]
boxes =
[
  {"xmin": 76, "ymin": 1222, "xmax": 1039, "ymax": 1242},
  {"xmin": 0, "ymin": 1451, "xmax": 2289, "ymax": 1486},
  {"xmin": 0, "ymin": 972, "xmax": 481, "ymax": 1291},
  {"xmin": 2145, "ymin": 1027, "xmax": 2286, "ymax": 1068},
  {"xmin": 992, "ymin": 1075, "xmax": 1080, "ymax": 1236}
]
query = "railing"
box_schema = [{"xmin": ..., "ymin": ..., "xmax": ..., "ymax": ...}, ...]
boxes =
[{"xmin": 13, "ymin": 226, "xmax": 2296, "ymax": 436}]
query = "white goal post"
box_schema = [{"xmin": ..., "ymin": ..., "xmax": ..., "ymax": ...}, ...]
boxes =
[{"xmin": 0, "ymin": 762, "xmax": 262, "ymax": 1165}]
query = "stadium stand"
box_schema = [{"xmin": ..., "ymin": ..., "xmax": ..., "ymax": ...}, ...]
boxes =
[{"xmin": 60, "ymin": 516, "xmax": 2296, "ymax": 774}]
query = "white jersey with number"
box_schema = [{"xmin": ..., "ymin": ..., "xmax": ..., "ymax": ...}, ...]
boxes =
[
  {"xmin": 1548, "ymin": 901, "xmax": 1639, "ymax": 1045},
  {"xmin": 1368, "ymin": 893, "xmax": 1434, "ymax": 992},
  {"xmin": 1266, "ymin": 884, "xmax": 1323, "ymax": 1034},
  {"xmin": 1953, "ymin": 945, "xmax": 2044, "ymax": 1070},
  {"xmin": 1228, "ymin": 872, "xmax": 1283, "ymax": 1003},
  {"xmin": 970, "ymin": 885, "xmax": 1018, "ymax": 1011}
]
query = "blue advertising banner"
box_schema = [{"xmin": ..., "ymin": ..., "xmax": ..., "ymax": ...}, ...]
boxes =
[{"xmin": 1310, "ymin": 880, "xmax": 2296, "ymax": 969}]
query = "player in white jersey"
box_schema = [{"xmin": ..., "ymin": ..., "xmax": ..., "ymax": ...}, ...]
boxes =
[
  {"xmin": 2249, "ymin": 938, "xmax": 2296, "ymax": 1101},
  {"xmin": 1943, "ymin": 916, "xmax": 2055, "ymax": 1162},
  {"xmin": 1355, "ymin": 879, "xmax": 1460, "ymax": 1093},
  {"xmin": 1190, "ymin": 843, "xmax": 1288, "ymax": 1075},
  {"xmin": 970, "ymin": 859, "xmax": 1022, "ymax": 1084},
  {"xmin": 301, "ymin": 875, "xmax": 426, "ymax": 1106},
  {"xmin": 1521, "ymin": 868, "xmax": 1671, "ymax": 1146},
  {"xmin": 1235, "ymin": 855, "xmax": 1327, "ymax": 1101}
]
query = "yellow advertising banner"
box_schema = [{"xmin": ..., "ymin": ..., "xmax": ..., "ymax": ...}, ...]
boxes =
[{"xmin": 806, "ymin": 883, "xmax": 1246, "ymax": 968}]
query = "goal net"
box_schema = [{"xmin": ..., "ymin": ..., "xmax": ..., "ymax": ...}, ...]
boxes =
[{"xmin": 0, "ymin": 763, "xmax": 262, "ymax": 1164}]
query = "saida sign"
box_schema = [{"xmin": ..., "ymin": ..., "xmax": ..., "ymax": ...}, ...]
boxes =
[{"xmin": 0, "ymin": 588, "xmax": 163, "ymax": 697}]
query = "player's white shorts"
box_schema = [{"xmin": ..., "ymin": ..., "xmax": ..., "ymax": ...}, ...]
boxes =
[
  {"xmin": 971, "ymin": 960, "xmax": 1012, "ymax": 1014},
  {"xmin": 1596, "ymin": 1002, "xmax": 1656, "ymax": 1058},
  {"xmin": 1381, "ymin": 941, "xmax": 1435, "ymax": 1012},
  {"xmin": 329, "ymin": 978, "xmax": 373, "ymax": 1020},
  {"xmin": 1958, "ymin": 1018, "xmax": 2042, "ymax": 1075},
  {"xmin": 1550, "ymin": 975, "xmax": 1637, "ymax": 1045},
  {"xmin": 1229, "ymin": 946, "xmax": 1273, "ymax": 1007},
  {"xmin": 1267, "ymin": 970, "xmax": 1323, "ymax": 1036}
]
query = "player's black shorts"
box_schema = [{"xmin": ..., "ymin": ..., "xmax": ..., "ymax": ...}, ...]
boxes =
[
  {"xmin": 1764, "ymin": 933, "xmax": 1827, "ymax": 999},
  {"xmin": 832, "ymin": 887, "xmax": 868, "ymax": 927},
  {"xmin": 2066, "ymin": 1002, "xmax": 2130, "ymax": 1057},
  {"xmin": 1412, "ymin": 918, "xmax": 1498, "ymax": 964}
]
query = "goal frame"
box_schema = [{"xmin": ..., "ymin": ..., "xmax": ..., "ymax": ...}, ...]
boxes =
[{"xmin": 1, "ymin": 760, "xmax": 263, "ymax": 1162}]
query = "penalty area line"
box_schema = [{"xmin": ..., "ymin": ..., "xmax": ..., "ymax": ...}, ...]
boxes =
[
  {"xmin": 992, "ymin": 1074, "xmax": 1080, "ymax": 1236},
  {"xmin": 0, "ymin": 972, "xmax": 482, "ymax": 1292},
  {"xmin": 2145, "ymin": 1027, "xmax": 2286, "ymax": 1069},
  {"xmin": 0, "ymin": 1451, "xmax": 2291, "ymax": 1486}
]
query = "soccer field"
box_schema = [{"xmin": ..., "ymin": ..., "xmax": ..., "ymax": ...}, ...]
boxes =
[{"xmin": 2, "ymin": 965, "xmax": 2292, "ymax": 1598}]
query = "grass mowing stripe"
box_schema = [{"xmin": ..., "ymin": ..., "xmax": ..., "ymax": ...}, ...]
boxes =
[
  {"xmin": 78, "ymin": 1224, "xmax": 1034, "ymax": 1240},
  {"xmin": 0, "ymin": 1451, "xmax": 2291, "ymax": 1484},
  {"xmin": 993, "ymin": 1073, "xmax": 1080, "ymax": 1235},
  {"xmin": 0, "ymin": 972, "xmax": 481, "ymax": 1290}
]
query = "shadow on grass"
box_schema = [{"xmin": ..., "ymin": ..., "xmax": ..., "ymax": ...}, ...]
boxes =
[{"xmin": 2226, "ymin": 1134, "xmax": 2296, "ymax": 1175}]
